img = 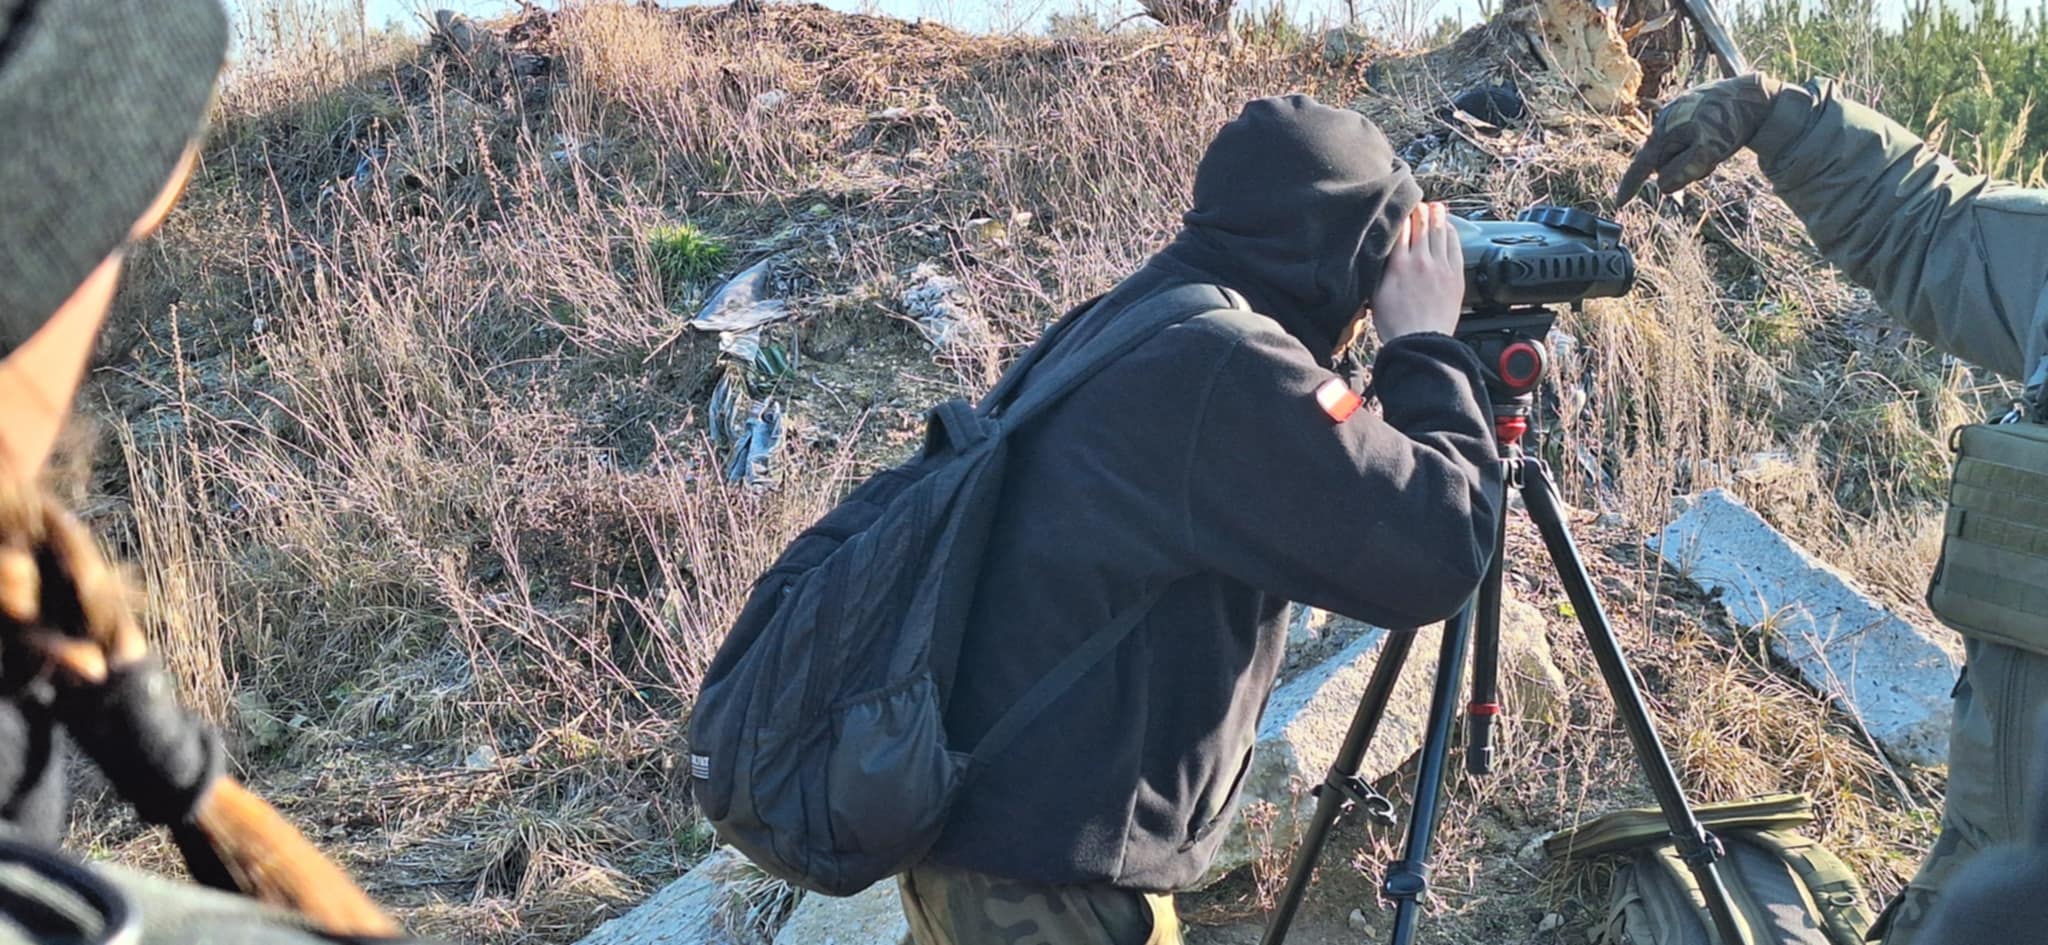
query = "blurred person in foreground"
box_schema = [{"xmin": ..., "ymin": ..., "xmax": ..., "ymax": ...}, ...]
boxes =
[
  {"xmin": 1619, "ymin": 73, "xmax": 2048, "ymax": 945},
  {"xmin": 0, "ymin": 1, "xmax": 415, "ymax": 941}
]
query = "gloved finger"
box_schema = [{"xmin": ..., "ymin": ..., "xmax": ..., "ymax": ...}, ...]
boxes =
[
  {"xmin": 1650, "ymin": 139, "xmax": 1722, "ymax": 194},
  {"xmin": 1615, "ymin": 136, "xmax": 1672, "ymax": 207}
]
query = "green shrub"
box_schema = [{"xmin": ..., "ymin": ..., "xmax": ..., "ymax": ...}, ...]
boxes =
[{"xmin": 1736, "ymin": 0, "xmax": 2048, "ymax": 184}]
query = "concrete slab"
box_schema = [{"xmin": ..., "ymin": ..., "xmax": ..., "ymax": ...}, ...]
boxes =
[
  {"xmin": 773, "ymin": 880, "xmax": 908, "ymax": 945},
  {"xmin": 576, "ymin": 846, "xmax": 747, "ymax": 945},
  {"xmin": 1205, "ymin": 593, "xmax": 1569, "ymax": 886},
  {"xmin": 1649, "ymin": 489, "xmax": 1957, "ymax": 768}
]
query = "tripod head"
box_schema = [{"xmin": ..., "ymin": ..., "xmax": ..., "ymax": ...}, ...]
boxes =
[{"xmin": 1453, "ymin": 305, "xmax": 1560, "ymax": 449}]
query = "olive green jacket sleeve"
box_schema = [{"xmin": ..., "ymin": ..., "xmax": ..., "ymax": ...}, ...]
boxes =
[{"xmin": 1749, "ymin": 79, "xmax": 2048, "ymax": 389}]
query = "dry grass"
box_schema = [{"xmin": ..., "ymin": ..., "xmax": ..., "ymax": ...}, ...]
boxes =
[{"xmin": 67, "ymin": 3, "xmax": 1986, "ymax": 941}]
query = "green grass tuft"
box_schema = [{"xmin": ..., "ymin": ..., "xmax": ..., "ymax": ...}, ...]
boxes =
[{"xmin": 648, "ymin": 222, "xmax": 732, "ymax": 290}]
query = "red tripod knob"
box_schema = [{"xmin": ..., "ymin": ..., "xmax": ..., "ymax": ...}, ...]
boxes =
[{"xmin": 1496, "ymin": 341, "xmax": 1545, "ymax": 393}]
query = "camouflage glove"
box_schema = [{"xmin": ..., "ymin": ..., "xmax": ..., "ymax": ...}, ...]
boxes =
[{"xmin": 1616, "ymin": 73, "xmax": 1785, "ymax": 207}]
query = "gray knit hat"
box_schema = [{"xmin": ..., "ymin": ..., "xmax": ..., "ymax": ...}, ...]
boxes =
[{"xmin": 0, "ymin": 0, "xmax": 228, "ymax": 358}]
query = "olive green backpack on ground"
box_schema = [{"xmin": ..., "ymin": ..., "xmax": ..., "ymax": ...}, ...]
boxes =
[
  {"xmin": 1545, "ymin": 794, "xmax": 1874, "ymax": 945},
  {"xmin": 1927, "ymin": 421, "xmax": 2048, "ymax": 655}
]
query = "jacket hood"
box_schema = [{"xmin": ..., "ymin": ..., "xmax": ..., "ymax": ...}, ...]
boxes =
[{"xmin": 1156, "ymin": 95, "xmax": 1422, "ymax": 359}]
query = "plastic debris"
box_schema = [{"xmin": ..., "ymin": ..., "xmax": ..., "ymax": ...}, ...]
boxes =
[
  {"xmin": 708, "ymin": 364, "xmax": 750, "ymax": 453},
  {"xmin": 719, "ymin": 329, "xmax": 763, "ymax": 363},
  {"xmin": 722, "ymin": 398, "xmax": 785, "ymax": 487},
  {"xmin": 1442, "ymin": 82, "xmax": 1526, "ymax": 128},
  {"xmin": 866, "ymin": 103, "xmax": 952, "ymax": 126},
  {"xmin": 754, "ymin": 343, "xmax": 794, "ymax": 379},
  {"xmin": 900, "ymin": 263, "xmax": 986, "ymax": 352},
  {"xmin": 690, "ymin": 257, "xmax": 789, "ymax": 333},
  {"xmin": 351, "ymin": 145, "xmax": 388, "ymax": 192}
]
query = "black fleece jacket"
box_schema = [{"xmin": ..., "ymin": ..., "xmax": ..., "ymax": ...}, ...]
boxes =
[{"xmin": 926, "ymin": 95, "xmax": 1502, "ymax": 890}]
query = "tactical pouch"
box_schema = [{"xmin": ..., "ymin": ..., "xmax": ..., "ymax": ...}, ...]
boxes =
[{"xmin": 1928, "ymin": 422, "xmax": 2048, "ymax": 656}]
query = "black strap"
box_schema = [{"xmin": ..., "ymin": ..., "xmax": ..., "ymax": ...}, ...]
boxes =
[
  {"xmin": 970, "ymin": 585, "xmax": 1170, "ymax": 763},
  {"xmin": 977, "ymin": 293, "xmax": 1105, "ymax": 413},
  {"xmin": 988, "ymin": 283, "xmax": 1244, "ymax": 430},
  {"xmin": 961, "ymin": 283, "xmax": 1245, "ymax": 762}
]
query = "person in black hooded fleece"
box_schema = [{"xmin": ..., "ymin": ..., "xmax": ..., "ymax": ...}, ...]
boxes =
[{"xmin": 898, "ymin": 95, "xmax": 1501, "ymax": 945}]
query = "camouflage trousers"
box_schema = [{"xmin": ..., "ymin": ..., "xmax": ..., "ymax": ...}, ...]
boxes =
[
  {"xmin": 897, "ymin": 862, "xmax": 1182, "ymax": 945},
  {"xmin": 1876, "ymin": 637, "xmax": 2048, "ymax": 945}
]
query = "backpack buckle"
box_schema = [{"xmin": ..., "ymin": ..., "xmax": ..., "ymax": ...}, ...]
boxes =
[{"xmin": 1677, "ymin": 829, "xmax": 1726, "ymax": 867}]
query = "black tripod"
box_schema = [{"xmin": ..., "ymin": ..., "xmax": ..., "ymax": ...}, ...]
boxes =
[{"xmin": 1259, "ymin": 306, "xmax": 1747, "ymax": 945}]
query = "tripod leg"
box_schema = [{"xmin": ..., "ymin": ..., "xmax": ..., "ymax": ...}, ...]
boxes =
[
  {"xmin": 1517, "ymin": 459, "xmax": 1752, "ymax": 945},
  {"xmin": 1466, "ymin": 501, "xmax": 1508, "ymax": 776},
  {"xmin": 1260, "ymin": 628, "xmax": 1418, "ymax": 945},
  {"xmin": 1383, "ymin": 605, "xmax": 1475, "ymax": 945}
]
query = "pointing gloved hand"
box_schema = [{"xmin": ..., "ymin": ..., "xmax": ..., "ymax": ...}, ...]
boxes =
[{"xmin": 1615, "ymin": 73, "xmax": 1785, "ymax": 207}]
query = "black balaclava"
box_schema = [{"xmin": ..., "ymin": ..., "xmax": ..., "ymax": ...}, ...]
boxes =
[{"xmin": 1156, "ymin": 94, "xmax": 1423, "ymax": 360}]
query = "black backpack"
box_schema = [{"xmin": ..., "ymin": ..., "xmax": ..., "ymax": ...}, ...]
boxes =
[{"xmin": 687, "ymin": 282, "xmax": 1243, "ymax": 896}]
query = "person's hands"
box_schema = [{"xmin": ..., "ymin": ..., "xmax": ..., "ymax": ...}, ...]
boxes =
[
  {"xmin": 1370, "ymin": 202, "xmax": 1463, "ymax": 342},
  {"xmin": 1616, "ymin": 73, "xmax": 1785, "ymax": 207}
]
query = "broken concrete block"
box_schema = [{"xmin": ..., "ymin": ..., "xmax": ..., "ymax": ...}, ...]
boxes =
[
  {"xmin": 1650, "ymin": 489, "xmax": 1956, "ymax": 768},
  {"xmin": 1202, "ymin": 622, "xmax": 1438, "ymax": 885},
  {"xmin": 576, "ymin": 846, "xmax": 747, "ymax": 945},
  {"xmin": 1205, "ymin": 593, "xmax": 1570, "ymax": 886},
  {"xmin": 1496, "ymin": 590, "xmax": 1571, "ymax": 726},
  {"xmin": 772, "ymin": 881, "xmax": 908, "ymax": 945}
]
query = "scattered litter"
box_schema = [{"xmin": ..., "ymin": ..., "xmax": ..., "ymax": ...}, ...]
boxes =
[
  {"xmin": 900, "ymin": 263, "xmax": 986, "ymax": 352},
  {"xmin": 722, "ymin": 399, "xmax": 785, "ymax": 487},
  {"xmin": 1442, "ymin": 83, "xmax": 1525, "ymax": 128},
  {"xmin": 1538, "ymin": 912, "xmax": 1565, "ymax": 934},
  {"xmin": 867, "ymin": 103, "xmax": 953, "ymax": 126},
  {"xmin": 351, "ymin": 146, "xmax": 388, "ymax": 193},
  {"xmin": 464, "ymin": 744, "xmax": 500, "ymax": 770},
  {"xmin": 1349, "ymin": 909, "xmax": 1372, "ymax": 932},
  {"xmin": 754, "ymin": 342, "xmax": 794, "ymax": 379},
  {"xmin": 718, "ymin": 329, "xmax": 762, "ymax": 363},
  {"xmin": 961, "ymin": 210, "xmax": 1033, "ymax": 253},
  {"xmin": 549, "ymin": 131, "xmax": 603, "ymax": 165},
  {"xmin": 751, "ymin": 89, "xmax": 789, "ymax": 113},
  {"xmin": 709, "ymin": 365, "xmax": 749, "ymax": 453},
  {"xmin": 690, "ymin": 257, "xmax": 789, "ymax": 333}
]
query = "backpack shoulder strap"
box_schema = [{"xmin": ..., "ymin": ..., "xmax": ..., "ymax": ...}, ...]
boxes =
[
  {"xmin": 959, "ymin": 284, "xmax": 1243, "ymax": 764},
  {"xmin": 1744, "ymin": 828, "xmax": 1876, "ymax": 945},
  {"xmin": 977, "ymin": 292, "xmax": 1106, "ymax": 412},
  {"xmin": 992, "ymin": 283, "xmax": 1245, "ymax": 430},
  {"xmin": 969, "ymin": 583, "xmax": 1169, "ymax": 764}
]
